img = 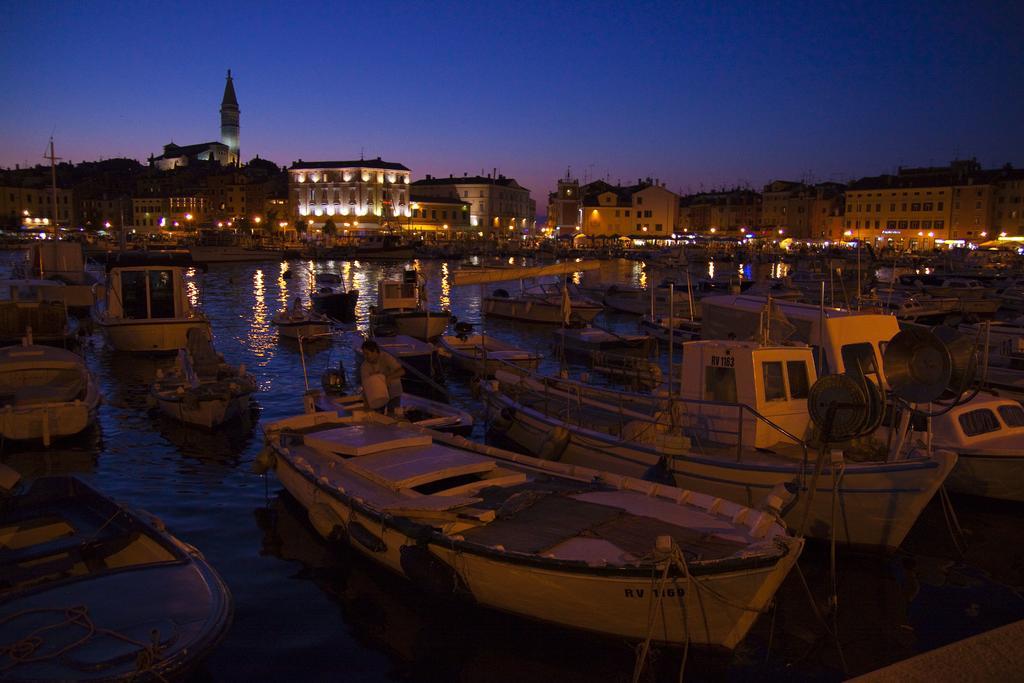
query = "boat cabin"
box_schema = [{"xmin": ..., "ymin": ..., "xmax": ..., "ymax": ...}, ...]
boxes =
[
  {"xmin": 377, "ymin": 270, "xmax": 419, "ymax": 312},
  {"xmin": 700, "ymin": 295, "xmax": 899, "ymax": 388},
  {"xmin": 679, "ymin": 340, "xmax": 816, "ymax": 449},
  {"xmin": 930, "ymin": 394, "xmax": 1024, "ymax": 450},
  {"xmin": 102, "ymin": 252, "xmax": 198, "ymax": 321}
]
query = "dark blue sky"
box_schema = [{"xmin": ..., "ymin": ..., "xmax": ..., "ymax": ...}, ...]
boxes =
[{"xmin": 1, "ymin": 1, "xmax": 1021, "ymax": 200}]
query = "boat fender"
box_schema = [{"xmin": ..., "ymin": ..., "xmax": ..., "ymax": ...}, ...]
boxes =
[
  {"xmin": 490, "ymin": 406, "xmax": 515, "ymax": 432},
  {"xmin": 400, "ymin": 544, "xmax": 473, "ymax": 599},
  {"xmin": 308, "ymin": 503, "xmax": 347, "ymax": 543},
  {"xmin": 759, "ymin": 481, "xmax": 797, "ymax": 519},
  {"xmin": 538, "ymin": 426, "xmax": 570, "ymax": 461},
  {"xmin": 349, "ymin": 520, "xmax": 387, "ymax": 552},
  {"xmin": 252, "ymin": 447, "xmax": 277, "ymax": 474}
]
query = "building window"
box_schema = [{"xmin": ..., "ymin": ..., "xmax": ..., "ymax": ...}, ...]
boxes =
[
  {"xmin": 922, "ymin": 220, "xmax": 932, "ymax": 229},
  {"xmin": 938, "ymin": 201, "xmax": 944, "ymax": 210},
  {"xmin": 887, "ymin": 220, "xmax": 897, "ymax": 229},
  {"xmin": 901, "ymin": 203, "xmax": 907, "ymax": 211},
  {"xmin": 655, "ymin": 224, "xmax": 663, "ymax": 231},
  {"xmin": 625, "ymin": 210, "xmax": 630, "ymax": 217},
  {"xmin": 934, "ymin": 220, "xmax": 944, "ymax": 229},
  {"xmin": 923, "ymin": 202, "xmax": 933, "ymax": 211},
  {"xmin": 910, "ymin": 220, "xmax": 920, "ymax": 229},
  {"xmin": 890, "ymin": 203, "xmax": 895, "ymax": 211},
  {"xmin": 912, "ymin": 203, "xmax": 921, "ymax": 211},
  {"xmin": 875, "ymin": 204, "xmax": 881, "ymax": 211},
  {"xmin": 637, "ymin": 197, "xmax": 643, "ymax": 205},
  {"xmin": 975, "ymin": 201, "xmax": 982, "ymax": 209},
  {"xmin": 899, "ymin": 220, "xmax": 908, "ymax": 229}
]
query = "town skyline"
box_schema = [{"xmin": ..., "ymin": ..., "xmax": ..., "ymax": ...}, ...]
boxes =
[{"xmin": 2, "ymin": 1, "xmax": 1022, "ymax": 204}]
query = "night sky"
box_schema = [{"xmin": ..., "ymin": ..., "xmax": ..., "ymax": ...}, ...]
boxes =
[{"xmin": 1, "ymin": 1, "xmax": 1021, "ymax": 201}]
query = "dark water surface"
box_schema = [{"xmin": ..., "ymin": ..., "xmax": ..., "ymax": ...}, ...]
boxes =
[{"xmin": 2, "ymin": 253, "xmax": 1023, "ymax": 682}]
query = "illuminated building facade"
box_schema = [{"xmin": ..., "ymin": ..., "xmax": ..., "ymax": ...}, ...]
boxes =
[
  {"xmin": 844, "ymin": 160, "xmax": 1024, "ymax": 249},
  {"xmin": 678, "ymin": 189, "xmax": 761, "ymax": 236},
  {"xmin": 407, "ymin": 195, "xmax": 471, "ymax": 238},
  {"xmin": 412, "ymin": 173, "xmax": 535, "ymax": 238},
  {"xmin": 288, "ymin": 158, "xmax": 411, "ymax": 234}
]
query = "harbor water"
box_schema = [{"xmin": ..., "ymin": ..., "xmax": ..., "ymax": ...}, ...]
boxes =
[{"xmin": 3, "ymin": 253, "xmax": 1023, "ymax": 682}]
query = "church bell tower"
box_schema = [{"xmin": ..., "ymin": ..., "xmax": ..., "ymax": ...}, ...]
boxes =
[{"xmin": 220, "ymin": 69, "xmax": 240, "ymax": 164}]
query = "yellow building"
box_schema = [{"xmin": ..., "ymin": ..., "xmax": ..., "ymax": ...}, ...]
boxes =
[
  {"xmin": 0, "ymin": 185, "xmax": 74, "ymax": 229},
  {"xmin": 289, "ymin": 158, "xmax": 412, "ymax": 234},
  {"xmin": 843, "ymin": 160, "xmax": 1022, "ymax": 249},
  {"xmin": 407, "ymin": 195, "xmax": 471, "ymax": 239},
  {"xmin": 576, "ymin": 180, "xmax": 679, "ymax": 237}
]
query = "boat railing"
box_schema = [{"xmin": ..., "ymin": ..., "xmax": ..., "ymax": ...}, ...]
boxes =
[{"xmin": 492, "ymin": 359, "xmax": 809, "ymax": 469}]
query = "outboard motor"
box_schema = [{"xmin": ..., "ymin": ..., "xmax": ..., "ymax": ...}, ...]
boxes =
[{"xmin": 454, "ymin": 321, "xmax": 474, "ymax": 341}]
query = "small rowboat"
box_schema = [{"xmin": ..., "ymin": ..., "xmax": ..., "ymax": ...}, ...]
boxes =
[
  {"xmin": 0, "ymin": 471, "xmax": 232, "ymax": 681},
  {"xmin": 256, "ymin": 412, "xmax": 803, "ymax": 649},
  {"xmin": 437, "ymin": 334, "xmax": 541, "ymax": 377},
  {"xmin": 272, "ymin": 303, "xmax": 331, "ymax": 340}
]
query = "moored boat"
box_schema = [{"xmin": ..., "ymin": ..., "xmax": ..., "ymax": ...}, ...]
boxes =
[
  {"xmin": 0, "ymin": 342, "xmax": 100, "ymax": 446},
  {"xmin": 272, "ymin": 299, "xmax": 331, "ymax": 339},
  {"xmin": 257, "ymin": 412, "xmax": 803, "ymax": 649},
  {"xmin": 0, "ymin": 471, "xmax": 233, "ymax": 680},
  {"xmin": 370, "ymin": 271, "xmax": 449, "ymax": 340},
  {"xmin": 150, "ymin": 328, "xmax": 257, "ymax": 429},
  {"xmin": 484, "ymin": 340, "xmax": 957, "ymax": 551},
  {"xmin": 92, "ymin": 252, "xmax": 210, "ymax": 353},
  {"xmin": 483, "ymin": 284, "xmax": 602, "ymax": 325},
  {"xmin": 438, "ymin": 332, "xmax": 541, "ymax": 376}
]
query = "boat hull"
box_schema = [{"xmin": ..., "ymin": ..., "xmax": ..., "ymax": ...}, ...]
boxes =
[
  {"xmin": 94, "ymin": 317, "xmax": 211, "ymax": 353},
  {"xmin": 188, "ymin": 246, "xmax": 282, "ymax": 263},
  {"xmin": 275, "ymin": 321, "xmax": 331, "ymax": 339},
  {"xmin": 155, "ymin": 393, "xmax": 251, "ymax": 429},
  {"xmin": 0, "ymin": 402, "xmax": 97, "ymax": 444},
  {"xmin": 486, "ymin": 390, "xmax": 956, "ymax": 551},
  {"xmin": 945, "ymin": 451, "xmax": 1024, "ymax": 502},
  {"xmin": 274, "ymin": 450, "xmax": 800, "ymax": 648},
  {"xmin": 483, "ymin": 297, "xmax": 602, "ymax": 324}
]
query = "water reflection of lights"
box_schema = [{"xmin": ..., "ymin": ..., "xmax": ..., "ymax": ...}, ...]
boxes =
[
  {"xmin": 572, "ymin": 271, "xmax": 581, "ymax": 285},
  {"xmin": 638, "ymin": 262, "xmax": 648, "ymax": 289},
  {"xmin": 440, "ymin": 262, "xmax": 451, "ymax": 310},
  {"xmin": 708, "ymin": 260, "xmax": 716, "ymax": 280},
  {"xmin": 250, "ymin": 269, "xmax": 274, "ymax": 361}
]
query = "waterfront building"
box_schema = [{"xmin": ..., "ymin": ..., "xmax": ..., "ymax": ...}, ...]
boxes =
[
  {"xmin": 412, "ymin": 173, "xmax": 535, "ymax": 239},
  {"xmin": 547, "ymin": 174, "xmax": 581, "ymax": 235},
  {"xmin": 760, "ymin": 181, "xmax": 845, "ymax": 240},
  {"xmin": 0, "ymin": 185, "xmax": 74, "ymax": 229},
  {"xmin": 844, "ymin": 160, "xmax": 1024, "ymax": 249},
  {"xmin": 408, "ymin": 195, "xmax": 471, "ymax": 239},
  {"xmin": 549, "ymin": 177, "xmax": 678, "ymax": 238},
  {"xmin": 151, "ymin": 70, "xmax": 240, "ymax": 170},
  {"xmin": 288, "ymin": 158, "xmax": 411, "ymax": 234},
  {"xmin": 678, "ymin": 188, "xmax": 761, "ymax": 236}
]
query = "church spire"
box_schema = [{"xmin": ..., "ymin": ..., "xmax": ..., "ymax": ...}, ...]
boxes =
[{"xmin": 220, "ymin": 69, "xmax": 240, "ymax": 164}]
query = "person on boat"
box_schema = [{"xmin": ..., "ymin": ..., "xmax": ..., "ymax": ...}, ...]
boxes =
[{"xmin": 360, "ymin": 339, "xmax": 404, "ymax": 412}]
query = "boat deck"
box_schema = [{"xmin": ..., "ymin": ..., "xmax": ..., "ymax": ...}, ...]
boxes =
[{"xmin": 280, "ymin": 421, "xmax": 782, "ymax": 565}]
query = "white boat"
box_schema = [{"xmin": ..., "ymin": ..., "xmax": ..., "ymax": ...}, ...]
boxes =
[
  {"xmin": 0, "ymin": 279, "xmax": 77, "ymax": 347},
  {"xmin": 315, "ymin": 381, "xmax": 473, "ymax": 436},
  {"xmin": 92, "ymin": 252, "xmax": 211, "ymax": 353},
  {"xmin": 272, "ymin": 300, "xmax": 331, "ymax": 339},
  {"xmin": 553, "ymin": 326, "xmax": 652, "ymax": 357},
  {"xmin": 925, "ymin": 393, "xmax": 1024, "ymax": 502},
  {"xmin": 150, "ymin": 328, "xmax": 257, "ymax": 429},
  {"xmin": 483, "ymin": 284, "xmax": 602, "ymax": 325},
  {"xmin": 959, "ymin": 317, "xmax": 1024, "ymax": 369},
  {"xmin": 0, "ymin": 342, "xmax": 100, "ymax": 446},
  {"xmin": 256, "ymin": 412, "xmax": 803, "ymax": 649},
  {"xmin": 438, "ymin": 333, "xmax": 541, "ymax": 376},
  {"xmin": 484, "ymin": 340, "xmax": 957, "ymax": 551},
  {"xmin": 371, "ymin": 272, "xmax": 449, "ymax": 340},
  {"xmin": 19, "ymin": 241, "xmax": 104, "ymax": 309}
]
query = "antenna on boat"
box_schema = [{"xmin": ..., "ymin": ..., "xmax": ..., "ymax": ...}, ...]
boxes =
[{"xmin": 44, "ymin": 137, "xmax": 62, "ymax": 238}]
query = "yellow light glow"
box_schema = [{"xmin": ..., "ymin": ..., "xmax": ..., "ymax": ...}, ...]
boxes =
[{"xmin": 185, "ymin": 213, "xmax": 193, "ymax": 220}]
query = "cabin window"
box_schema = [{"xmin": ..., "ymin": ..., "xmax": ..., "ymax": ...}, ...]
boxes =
[
  {"xmin": 704, "ymin": 367, "xmax": 737, "ymax": 403},
  {"xmin": 121, "ymin": 271, "xmax": 149, "ymax": 319},
  {"xmin": 762, "ymin": 362, "xmax": 786, "ymax": 401},
  {"xmin": 148, "ymin": 270, "xmax": 176, "ymax": 319},
  {"xmin": 998, "ymin": 405, "xmax": 1024, "ymax": 428},
  {"xmin": 841, "ymin": 342, "xmax": 878, "ymax": 379},
  {"xmin": 787, "ymin": 361, "xmax": 809, "ymax": 399},
  {"xmin": 959, "ymin": 409, "xmax": 1000, "ymax": 437}
]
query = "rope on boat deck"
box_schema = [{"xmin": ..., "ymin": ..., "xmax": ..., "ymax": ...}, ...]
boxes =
[{"xmin": 0, "ymin": 604, "xmax": 169, "ymax": 682}]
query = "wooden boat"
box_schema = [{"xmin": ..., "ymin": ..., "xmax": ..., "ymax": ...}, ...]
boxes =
[
  {"xmin": 371, "ymin": 272, "xmax": 449, "ymax": 340},
  {"xmin": 553, "ymin": 326, "xmax": 652, "ymax": 357},
  {"xmin": 0, "ymin": 280, "xmax": 78, "ymax": 348},
  {"xmin": 483, "ymin": 284, "xmax": 602, "ymax": 325},
  {"xmin": 19, "ymin": 241, "xmax": 104, "ymax": 310},
  {"xmin": 150, "ymin": 328, "xmax": 257, "ymax": 429},
  {"xmin": 272, "ymin": 300, "xmax": 331, "ymax": 339},
  {"xmin": 354, "ymin": 335, "xmax": 444, "ymax": 400},
  {"xmin": 639, "ymin": 314, "xmax": 702, "ymax": 347},
  {"xmin": 0, "ymin": 342, "xmax": 100, "ymax": 446},
  {"xmin": 315, "ymin": 386, "xmax": 473, "ymax": 436},
  {"xmin": 438, "ymin": 333, "xmax": 541, "ymax": 376},
  {"xmin": 0, "ymin": 472, "xmax": 232, "ymax": 680},
  {"xmin": 483, "ymin": 340, "xmax": 957, "ymax": 551},
  {"xmin": 92, "ymin": 252, "xmax": 210, "ymax": 353},
  {"xmin": 256, "ymin": 412, "xmax": 803, "ymax": 649}
]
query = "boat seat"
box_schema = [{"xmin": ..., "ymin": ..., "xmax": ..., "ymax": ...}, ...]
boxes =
[{"xmin": 0, "ymin": 371, "xmax": 84, "ymax": 406}]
